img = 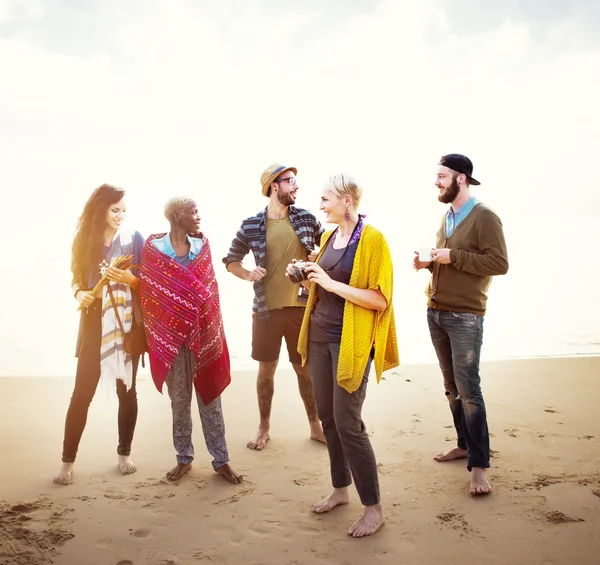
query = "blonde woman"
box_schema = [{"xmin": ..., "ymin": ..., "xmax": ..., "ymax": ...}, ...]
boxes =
[{"xmin": 289, "ymin": 174, "xmax": 399, "ymax": 538}]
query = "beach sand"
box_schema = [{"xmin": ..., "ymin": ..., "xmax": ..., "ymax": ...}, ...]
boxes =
[{"xmin": 0, "ymin": 356, "xmax": 599, "ymax": 565}]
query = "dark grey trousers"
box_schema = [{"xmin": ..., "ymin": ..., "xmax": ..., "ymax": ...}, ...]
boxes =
[{"xmin": 307, "ymin": 341, "xmax": 380, "ymax": 506}]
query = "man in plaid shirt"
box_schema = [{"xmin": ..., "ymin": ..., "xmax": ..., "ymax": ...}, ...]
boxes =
[{"xmin": 223, "ymin": 163, "xmax": 326, "ymax": 450}]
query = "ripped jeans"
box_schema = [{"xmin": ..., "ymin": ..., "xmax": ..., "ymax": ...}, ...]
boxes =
[{"xmin": 427, "ymin": 307, "xmax": 489, "ymax": 471}]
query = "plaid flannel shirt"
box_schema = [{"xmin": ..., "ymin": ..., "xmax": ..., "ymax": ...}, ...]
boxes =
[{"xmin": 223, "ymin": 206, "xmax": 324, "ymax": 318}]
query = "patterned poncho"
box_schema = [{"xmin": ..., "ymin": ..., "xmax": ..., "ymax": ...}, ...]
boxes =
[{"xmin": 139, "ymin": 234, "xmax": 231, "ymax": 404}]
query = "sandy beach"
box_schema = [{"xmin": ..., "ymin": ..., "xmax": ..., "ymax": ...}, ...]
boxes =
[{"xmin": 1, "ymin": 356, "xmax": 599, "ymax": 565}]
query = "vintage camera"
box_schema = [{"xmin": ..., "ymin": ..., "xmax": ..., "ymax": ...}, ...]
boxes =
[{"xmin": 288, "ymin": 260, "xmax": 309, "ymax": 283}]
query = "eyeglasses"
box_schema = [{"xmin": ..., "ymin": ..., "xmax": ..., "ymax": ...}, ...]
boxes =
[{"xmin": 276, "ymin": 176, "xmax": 297, "ymax": 186}]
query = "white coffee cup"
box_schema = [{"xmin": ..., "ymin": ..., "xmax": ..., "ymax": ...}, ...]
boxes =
[{"xmin": 418, "ymin": 247, "xmax": 433, "ymax": 262}]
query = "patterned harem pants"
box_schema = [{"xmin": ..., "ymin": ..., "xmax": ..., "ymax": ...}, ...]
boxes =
[{"xmin": 165, "ymin": 346, "xmax": 230, "ymax": 470}]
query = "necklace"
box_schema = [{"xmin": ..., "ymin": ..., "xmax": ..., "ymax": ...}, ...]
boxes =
[
  {"xmin": 320, "ymin": 217, "xmax": 362, "ymax": 273},
  {"xmin": 267, "ymin": 207, "xmax": 289, "ymax": 220},
  {"xmin": 99, "ymin": 235, "xmax": 118, "ymax": 276}
]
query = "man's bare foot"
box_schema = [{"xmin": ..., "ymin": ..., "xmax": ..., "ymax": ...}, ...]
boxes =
[
  {"xmin": 348, "ymin": 503, "xmax": 385, "ymax": 538},
  {"xmin": 310, "ymin": 421, "xmax": 326, "ymax": 444},
  {"xmin": 434, "ymin": 447, "xmax": 468, "ymax": 462},
  {"xmin": 312, "ymin": 488, "xmax": 349, "ymax": 514},
  {"xmin": 470, "ymin": 467, "xmax": 492, "ymax": 495},
  {"xmin": 247, "ymin": 429, "xmax": 270, "ymax": 451},
  {"xmin": 118, "ymin": 455, "xmax": 137, "ymax": 475},
  {"xmin": 216, "ymin": 464, "xmax": 244, "ymax": 484},
  {"xmin": 166, "ymin": 463, "xmax": 192, "ymax": 481},
  {"xmin": 53, "ymin": 462, "xmax": 74, "ymax": 485}
]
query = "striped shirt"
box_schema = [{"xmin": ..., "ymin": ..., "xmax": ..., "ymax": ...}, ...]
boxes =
[{"xmin": 223, "ymin": 206, "xmax": 324, "ymax": 318}]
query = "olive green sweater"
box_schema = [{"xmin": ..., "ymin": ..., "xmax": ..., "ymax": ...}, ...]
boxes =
[{"xmin": 426, "ymin": 203, "xmax": 509, "ymax": 316}]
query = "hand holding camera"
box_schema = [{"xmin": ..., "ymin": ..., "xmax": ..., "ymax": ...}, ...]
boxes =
[
  {"xmin": 286, "ymin": 259, "xmax": 336, "ymax": 293},
  {"xmin": 287, "ymin": 260, "xmax": 309, "ymax": 283}
]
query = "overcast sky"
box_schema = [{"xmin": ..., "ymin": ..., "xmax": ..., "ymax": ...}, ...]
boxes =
[
  {"xmin": 1, "ymin": 0, "xmax": 598, "ymax": 235},
  {"xmin": 1, "ymin": 0, "xmax": 599, "ymax": 375}
]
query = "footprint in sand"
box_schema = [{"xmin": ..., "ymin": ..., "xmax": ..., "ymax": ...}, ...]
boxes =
[
  {"xmin": 10, "ymin": 503, "xmax": 39, "ymax": 513},
  {"xmin": 298, "ymin": 523, "xmax": 320, "ymax": 534},
  {"xmin": 504, "ymin": 428, "xmax": 518, "ymax": 437},
  {"xmin": 116, "ymin": 561, "xmax": 133, "ymax": 565},
  {"xmin": 193, "ymin": 552, "xmax": 225, "ymax": 563},
  {"xmin": 249, "ymin": 519, "xmax": 283, "ymax": 536},
  {"xmin": 213, "ymin": 487, "xmax": 255, "ymax": 506},
  {"xmin": 544, "ymin": 510, "xmax": 584, "ymax": 524},
  {"xmin": 544, "ymin": 408, "xmax": 557, "ymax": 413},
  {"xmin": 131, "ymin": 528, "xmax": 151, "ymax": 538},
  {"xmin": 436, "ymin": 512, "xmax": 473, "ymax": 535},
  {"xmin": 293, "ymin": 474, "xmax": 318, "ymax": 487},
  {"xmin": 1, "ymin": 498, "xmax": 74, "ymax": 564}
]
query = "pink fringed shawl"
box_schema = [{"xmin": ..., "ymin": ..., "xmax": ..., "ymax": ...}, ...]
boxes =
[{"xmin": 139, "ymin": 234, "xmax": 231, "ymax": 404}]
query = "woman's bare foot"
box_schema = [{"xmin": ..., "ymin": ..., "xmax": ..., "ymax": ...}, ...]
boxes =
[
  {"xmin": 216, "ymin": 464, "xmax": 244, "ymax": 484},
  {"xmin": 309, "ymin": 421, "xmax": 326, "ymax": 444},
  {"xmin": 247, "ymin": 428, "xmax": 270, "ymax": 451},
  {"xmin": 470, "ymin": 467, "xmax": 492, "ymax": 495},
  {"xmin": 348, "ymin": 503, "xmax": 385, "ymax": 538},
  {"xmin": 166, "ymin": 463, "xmax": 192, "ymax": 481},
  {"xmin": 434, "ymin": 447, "xmax": 468, "ymax": 462},
  {"xmin": 53, "ymin": 462, "xmax": 74, "ymax": 485},
  {"xmin": 118, "ymin": 455, "xmax": 137, "ymax": 475},
  {"xmin": 311, "ymin": 488, "xmax": 349, "ymax": 514}
]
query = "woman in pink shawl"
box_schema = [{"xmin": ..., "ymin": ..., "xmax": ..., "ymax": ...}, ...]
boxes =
[{"xmin": 139, "ymin": 197, "xmax": 241, "ymax": 484}]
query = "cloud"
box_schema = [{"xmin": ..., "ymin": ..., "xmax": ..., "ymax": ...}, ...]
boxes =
[
  {"xmin": 0, "ymin": 0, "xmax": 598, "ymax": 224},
  {"xmin": 0, "ymin": 0, "xmax": 599, "ymax": 375},
  {"xmin": 438, "ymin": 0, "xmax": 600, "ymax": 48}
]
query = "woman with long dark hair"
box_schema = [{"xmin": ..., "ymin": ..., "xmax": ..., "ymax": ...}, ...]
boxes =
[{"xmin": 54, "ymin": 184, "xmax": 145, "ymax": 485}]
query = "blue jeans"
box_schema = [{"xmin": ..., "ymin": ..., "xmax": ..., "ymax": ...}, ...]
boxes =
[{"xmin": 427, "ymin": 307, "xmax": 489, "ymax": 471}]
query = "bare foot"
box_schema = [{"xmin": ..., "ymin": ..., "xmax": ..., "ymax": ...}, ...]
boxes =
[
  {"xmin": 247, "ymin": 429, "xmax": 270, "ymax": 451},
  {"xmin": 434, "ymin": 447, "xmax": 468, "ymax": 462},
  {"xmin": 166, "ymin": 463, "xmax": 192, "ymax": 481},
  {"xmin": 470, "ymin": 467, "xmax": 492, "ymax": 495},
  {"xmin": 310, "ymin": 421, "xmax": 326, "ymax": 444},
  {"xmin": 216, "ymin": 464, "xmax": 244, "ymax": 484},
  {"xmin": 118, "ymin": 455, "xmax": 137, "ymax": 475},
  {"xmin": 311, "ymin": 488, "xmax": 349, "ymax": 514},
  {"xmin": 53, "ymin": 462, "xmax": 74, "ymax": 485},
  {"xmin": 348, "ymin": 503, "xmax": 385, "ymax": 538}
]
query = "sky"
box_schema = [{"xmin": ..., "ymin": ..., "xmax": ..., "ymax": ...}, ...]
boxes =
[
  {"xmin": 1, "ymin": 0, "xmax": 599, "ymax": 375},
  {"xmin": 1, "ymin": 0, "xmax": 599, "ymax": 227}
]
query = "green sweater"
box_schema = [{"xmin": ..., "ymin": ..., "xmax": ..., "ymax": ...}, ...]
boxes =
[{"xmin": 426, "ymin": 203, "xmax": 509, "ymax": 316}]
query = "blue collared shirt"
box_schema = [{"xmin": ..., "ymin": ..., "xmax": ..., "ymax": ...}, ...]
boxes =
[
  {"xmin": 446, "ymin": 197, "xmax": 478, "ymax": 238},
  {"xmin": 152, "ymin": 233, "xmax": 204, "ymax": 262}
]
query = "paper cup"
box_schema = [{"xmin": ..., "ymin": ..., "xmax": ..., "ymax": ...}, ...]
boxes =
[{"xmin": 418, "ymin": 247, "xmax": 433, "ymax": 262}]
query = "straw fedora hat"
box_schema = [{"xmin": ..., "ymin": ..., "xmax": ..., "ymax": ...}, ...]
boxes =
[{"xmin": 260, "ymin": 163, "xmax": 298, "ymax": 197}]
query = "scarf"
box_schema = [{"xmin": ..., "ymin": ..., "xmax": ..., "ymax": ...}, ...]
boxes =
[
  {"xmin": 98, "ymin": 228, "xmax": 135, "ymax": 393},
  {"xmin": 139, "ymin": 234, "xmax": 231, "ymax": 404}
]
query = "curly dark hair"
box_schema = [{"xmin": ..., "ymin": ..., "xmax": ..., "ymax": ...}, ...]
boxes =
[{"xmin": 71, "ymin": 184, "xmax": 126, "ymax": 286}]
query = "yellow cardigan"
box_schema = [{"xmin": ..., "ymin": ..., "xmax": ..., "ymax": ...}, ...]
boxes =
[{"xmin": 297, "ymin": 224, "xmax": 400, "ymax": 393}]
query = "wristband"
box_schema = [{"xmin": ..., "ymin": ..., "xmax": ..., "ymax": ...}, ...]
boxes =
[{"xmin": 74, "ymin": 288, "xmax": 84, "ymax": 299}]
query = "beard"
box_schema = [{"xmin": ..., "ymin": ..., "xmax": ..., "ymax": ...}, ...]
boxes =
[
  {"xmin": 277, "ymin": 190, "xmax": 296, "ymax": 207},
  {"xmin": 438, "ymin": 175, "xmax": 460, "ymax": 204}
]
